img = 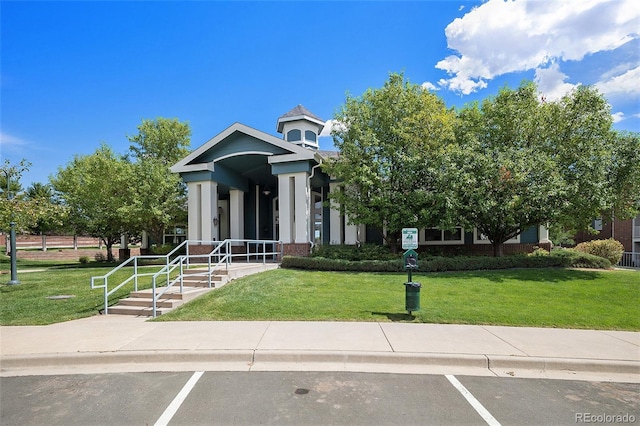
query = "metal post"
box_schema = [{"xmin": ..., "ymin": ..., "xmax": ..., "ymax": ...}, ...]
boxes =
[
  {"xmin": 3, "ymin": 169, "xmax": 20, "ymax": 285},
  {"xmin": 8, "ymin": 222, "xmax": 20, "ymax": 285}
]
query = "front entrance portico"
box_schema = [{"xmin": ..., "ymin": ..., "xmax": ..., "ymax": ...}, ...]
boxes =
[{"xmin": 171, "ymin": 106, "xmax": 339, "ymax": 256}]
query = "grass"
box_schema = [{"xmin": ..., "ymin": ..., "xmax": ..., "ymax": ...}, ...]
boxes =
[
  {"xmin": 1, "ymin": 254, "xmax": 638, "ymax": 329},
  {"xmin": 0, "ymin": 256, "xmax": 161, "ymax": 325},
  {"xmin": 155, "ymin": 268, "xmax": 640, "ymax": 330}
]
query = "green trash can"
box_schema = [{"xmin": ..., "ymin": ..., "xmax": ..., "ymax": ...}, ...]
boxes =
[{"xmin": 404, "ymin": 281, "xmax": 421, "ymax": 314}]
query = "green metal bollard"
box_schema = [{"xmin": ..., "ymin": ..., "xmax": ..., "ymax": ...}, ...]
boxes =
[{"xmin": 404, "ymin": 281, "xmax": 421, "ymax": 314}]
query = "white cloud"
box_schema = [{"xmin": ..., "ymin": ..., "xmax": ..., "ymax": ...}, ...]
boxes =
[
  {"xmin": 596, "ymin": 66, "xmax": 640, "ymax": 96},
  {"xmin": 319, "ymin": 119, "xmax": 348, "ymax": 138},
  {"xmin": 534, "ymin": 62, "xmax": 578, "ymax": 101},
  {"xmin": 611, "ymin": 112, "xmax": 625, "ymax": 123},
  {"xmin": 436, "ymin": 0, "xmax": 640, "ymax": 94},
  {"xmin": 0, "ymin": 132, "xmax": 29, "ymax": 150},
  {"xmin": 421, "ymin": 81, "xmax": 439, "ymax": 91}
]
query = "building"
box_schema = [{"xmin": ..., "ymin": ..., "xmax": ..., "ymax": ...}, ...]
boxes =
[
  {"xmin": 575, "ymin": 215, "xmax": 640, "ymax": 254},
  {"xmin": 171, "ymin": 106, "xmax": 551, "ymax": 256}
]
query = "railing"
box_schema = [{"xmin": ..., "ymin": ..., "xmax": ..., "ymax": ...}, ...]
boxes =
[
  {"xmin": 90, "ymin": 240, "xmax": 190, "ymax": 314},
  {"xmin": 617, "ymin": 252, "xmax": 640, "ymax": 269},
  {"xmin": 92, "ymin": 239, "xmax": 282, "ymax": 316},
  {"xmin": 150, "ymin": 239, "xmax": 281, "ymax": 317}
]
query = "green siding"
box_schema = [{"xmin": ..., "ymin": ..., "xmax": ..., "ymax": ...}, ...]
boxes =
[
  {"xmin": 519, "ymin": 226, "xmax": 539, "ymax": 243},
  {"xmin": 271, "ymin": 161, "xmax": 313, "ymax": 175}
]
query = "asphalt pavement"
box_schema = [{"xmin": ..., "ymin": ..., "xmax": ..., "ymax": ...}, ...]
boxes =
[{"xmin": 1, "ymin": 316, "xmax": 638, "ymax": 382}]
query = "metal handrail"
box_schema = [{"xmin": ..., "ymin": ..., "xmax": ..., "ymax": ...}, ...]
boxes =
[
  {"xmin": 90, "ymin": 239, "xmax": 191, "ymax": 314},
  {"xmin": 92, "ymin": 239, "xmax": 282, "ymax": 316}
]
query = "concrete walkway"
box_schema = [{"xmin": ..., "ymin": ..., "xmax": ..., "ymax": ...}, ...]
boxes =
[{"xmin": 1, "ymin": 316, "xmax": 638, "ymax": 382}]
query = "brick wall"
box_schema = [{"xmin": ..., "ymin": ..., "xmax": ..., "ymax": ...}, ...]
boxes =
[
  {"xmin": 16, "ymin": 248, "xmax": 141, "ymax": 261},
  {"xmin": 282, "ymin": 243, "xmax": 311, "ymax": 257}
]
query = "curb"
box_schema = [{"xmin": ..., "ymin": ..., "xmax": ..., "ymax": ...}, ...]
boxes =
[{"xmin": 2, "ymin": 351, "xmax": 639, "ymax": 382}]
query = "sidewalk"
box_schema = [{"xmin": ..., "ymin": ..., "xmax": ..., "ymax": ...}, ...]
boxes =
[{"xmin": 1, "ymin": 316, "xmax": 638, "ymax": 382}]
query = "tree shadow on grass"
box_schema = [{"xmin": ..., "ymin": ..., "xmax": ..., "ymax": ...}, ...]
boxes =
[{"xmin": 371, "ymin": 311, "xmax": 416, "ymax": 322}]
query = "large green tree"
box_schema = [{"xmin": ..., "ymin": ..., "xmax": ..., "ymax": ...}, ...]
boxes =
[
  {"xmin": 603, "ymin": 131, "xmax": 640, "ymax": 222},
  {"xmin": 24, "ymin": 182, "xmax": 69, "ymax": 236},
  {"xmin": 51, "ymin": 144, "xmax": 137, "ymax": 261},
  {"xmin": 449, "ymin": 82, "xmax": 633, "ymax": 256},
  {"xmin": 324, "ymin": 73, "xmax": 456, "ymax": 252},
  {"xmin": 126, "ymin": 118, "xmax": 191, "ymax": 245}
]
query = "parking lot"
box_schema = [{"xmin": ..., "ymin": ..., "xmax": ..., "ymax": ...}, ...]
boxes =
[{"xmin": 2, "ymin": 372, "xmax": 638, "ymax": 425}]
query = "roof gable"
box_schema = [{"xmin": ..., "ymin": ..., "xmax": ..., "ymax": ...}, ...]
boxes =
[{"xmin": 171, "ymin": 122, "xmax": 319, "ymax": 174}]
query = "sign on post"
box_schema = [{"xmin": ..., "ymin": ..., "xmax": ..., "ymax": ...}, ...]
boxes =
[{"xmin": 401, "ymin": 228, "xmax": 418, "ymax": 250}]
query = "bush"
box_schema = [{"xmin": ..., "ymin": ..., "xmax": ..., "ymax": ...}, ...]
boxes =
[
  {"xmin": 574, "ymin": 239, "xmax": 624, "ymax": 265},
  {"xmin": 281, "ymin": 249, "xmax": 610, "ymax": 272},
  {"xmin": 78, "ymin": 256, "xmax": 90, "ymax": 264},
  {"xmin": 528, "ymin": 246, "xmax": 550, "ymax": 256},
  {"xmin": 311, "ymin": 243, "xmax": 398, "ymax": 261},
  {"xmin": 94, "ymin": 252, "xmax": 107, "ymax": 262},
  {"xmin": 150, "ymin": 244, "xmax": 177, "ymax": 255}
]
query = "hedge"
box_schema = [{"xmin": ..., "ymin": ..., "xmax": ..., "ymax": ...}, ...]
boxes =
[{"xmin": 281, "ymin": 249, "xmax": 610, "ymax": 272}]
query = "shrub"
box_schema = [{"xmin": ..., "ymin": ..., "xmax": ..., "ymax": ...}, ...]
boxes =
[
  {"xmin": 311, "ymin": 244, "xmax": 398, "ymax": 261},
  {"xmin": 150, "ymin": 244, "xmax": 177, "ymax": 255},
  {"xmin": 528, "ymin": 246, "xmax": 550, "ymax": 256},
  {"xmin": 574, "ymin": 239, "xmax": 624, "ymax": 265},
  {"xmin": 281, "ymin": 250, "xmax": 610, "ymax": 272},
  {"xmin": 78, "ymin": 256, "xmax": 90, "ymax": 264},
  {"xmin": 94, "ymin": 252, "xmax": 107, "ymax": 262}
]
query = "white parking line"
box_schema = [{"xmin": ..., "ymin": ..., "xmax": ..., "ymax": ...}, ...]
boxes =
[
  {"xmin": 155, "ymin": 371, "xmax": 204, "ymax": 426},
  {"xmin": 446, "ymin": 374, "xmax": 502, "ymax": 426}
]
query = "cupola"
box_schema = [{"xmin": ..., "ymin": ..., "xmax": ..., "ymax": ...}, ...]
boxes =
[{"xmin": 276, "ymin": 104, "xmax": 324, "ymax": 150}]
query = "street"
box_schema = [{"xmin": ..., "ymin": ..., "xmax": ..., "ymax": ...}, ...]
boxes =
[{"xmin": 1, "ymin": 372, "xmax": 638, "ymax": 425}]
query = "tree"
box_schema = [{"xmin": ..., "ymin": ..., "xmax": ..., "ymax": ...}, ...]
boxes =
[
  {"xmin": 24, "ymin": 182, "xmax": 68, "ymax": 236},
  {"xmin": 0, "ymin": 159, "xmax": 30, "ymax": 200},
  {"xmin": 324, "ymin": 73, "xmax": 456, "ymax": 252},
  {"xmin": 126, "ymin": 118, "xmax": 191, "ymax": 245},
  {"xmin": 538, "ymin": 84, "xmax": 620, "ymax": 231},
  {"xmin": 51, "ymin": 144, "xmax": 137, "ymax": 262},
  {"xmin": 0, "ymin": 159, "xmax": 42, "ymax": 234},
  {"xmin": 128, "ymin": 117, "xmax": 191, "ymax": 165},
  {"xmin": 605, "ymin": 131, "xmax": 640, "ymax": 222},
  {"xmin": 449, "ymin": 82, "xmax": 618, "ymax": 256}
]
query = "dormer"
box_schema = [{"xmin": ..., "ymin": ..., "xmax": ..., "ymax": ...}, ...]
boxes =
[{"xmin": 276, "ymin": 104, "xmax": 325, "ymax": 150}]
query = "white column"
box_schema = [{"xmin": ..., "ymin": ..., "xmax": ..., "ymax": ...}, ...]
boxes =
[
  {"xmin": 200, "ymin": 181, "xmax": 218, "ymax": 242},
  {"xmin": 344, "ymin": 214, "xmax": 358, "ymax": 245},
  {"xmin": 539, "ymin": 224, "xmax": 551, "ymax": 244},
  {"xmin": 230, "ymin": 189, "xmax": 244, "ymax": 244},
  {"xmin": 278, "ymin": 175, "xmax": 292, "ymax": 243},
  {"xmin": 187, "ymin": 182, "xmax": 201, "ymax": 241},
  {"xmin": 329, "ymin": 182, "xmax": 342, "ymax": 245},
  {"xmin": 294, "ymin": 172, "xmax": 309, "ymax": 244}
]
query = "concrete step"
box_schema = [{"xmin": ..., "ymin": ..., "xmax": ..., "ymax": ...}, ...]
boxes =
[
  {"xmin": 118, "ymin": 298, "xmax": 182, "ymax": 309},
  {"xmin": 184, "ymin": 268, "xmax": 228, "ymax": 276},
  {"xmin": 107, "ymin": 305, "xmax": 171, "ymax": 316},
  {"xmin": 107, "ymin": 263, "xmax": 278, "ymax": 316}
]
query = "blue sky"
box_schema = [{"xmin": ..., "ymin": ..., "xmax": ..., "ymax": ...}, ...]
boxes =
[{"xmin": 2, "ymin": 0, "xmax": 639, "ymax": 188}]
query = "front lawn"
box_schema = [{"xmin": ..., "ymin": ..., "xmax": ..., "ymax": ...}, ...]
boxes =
[
  {"xmin": 0, "ymin": 264, "xmax": 157, "ymax": 325},
  {"xmin": 1, "ymin": 260, "xmax": 638, "ymax": 329},
  {"xmin": 156, "ymin": 268, "xmax": 640, "ymax": 330}
]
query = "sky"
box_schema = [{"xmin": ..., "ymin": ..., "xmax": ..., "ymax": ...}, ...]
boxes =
[{"xmin": 1, "ymin": 0, "xmax": 639, "ymax": 188}]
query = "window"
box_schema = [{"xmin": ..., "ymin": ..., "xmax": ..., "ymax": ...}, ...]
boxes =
[
  {"xmin": 305, "ymin": 130, "xmax": 317, "ymax": 143},
  {"xmin": 473, "ymin": 229, "xmax": 520, "ymax": 244},
  {"xmin": 287, "ymin": 129, "xmax": 301, "ymax": 142},
  {"xmin": 423, "ymin": 227, "xmax": 464, "ymax": 245}
]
